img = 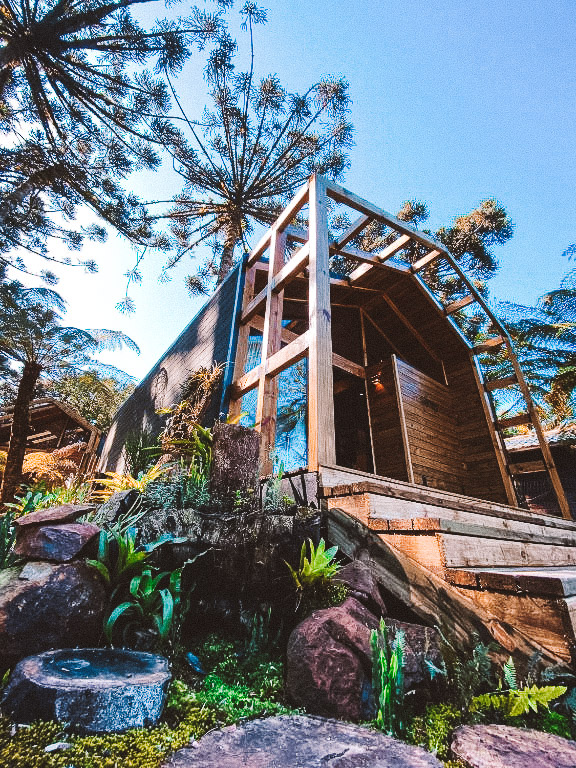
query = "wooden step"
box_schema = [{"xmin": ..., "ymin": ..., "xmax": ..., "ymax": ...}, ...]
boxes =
[
  {"xmin": 320, "ymin": 468, "xmax": 576, "ymax": 531},
  {"xmin": 378, "ymin": 517, "xmax": 576, "ymax": 548},
  {"xmin": 326, "ymin": 504, "xmax": 575, "ymax": 664},
  {"xmin": 446, "ymin": 566, "xmax": 576, "ymax": 597},
  {"xmin": 381, "ymin": 531, "xmax": 576, "ymax": 569}
]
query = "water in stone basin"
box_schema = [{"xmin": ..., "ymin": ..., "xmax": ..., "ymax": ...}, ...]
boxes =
[{"xmin": 42, "ymin": 649, "xmax": 157, "ymax": 681}]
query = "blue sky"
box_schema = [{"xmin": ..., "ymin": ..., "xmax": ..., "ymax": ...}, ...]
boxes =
[{"xmin": 28, "ymin": 0, "xmax": 576, "ymax": 380}]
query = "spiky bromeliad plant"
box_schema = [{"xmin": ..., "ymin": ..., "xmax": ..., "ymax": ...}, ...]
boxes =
[
  {"xmin": 285, "ymin": 538, "xmax": 341, "ymax": 592},
  {"xmin": 371, "ymin": 618, "xmax": 406, "ymax": 738}
]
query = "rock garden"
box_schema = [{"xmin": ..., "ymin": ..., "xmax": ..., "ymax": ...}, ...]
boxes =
[{"xmin": 1, "ymin": 406, "xmax": 576, "ymax": 768}]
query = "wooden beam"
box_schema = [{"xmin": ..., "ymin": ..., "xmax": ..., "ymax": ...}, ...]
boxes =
[
  {"xmin": 255, "ymin": 229, "xmax": 287, "ymax": 473},
  {"xmin": 250, "ymin": 315, "xmax": 364, "ymax": 379},
  {"xmin": 241, "ymin": 243, "xmax": 310, "ymax": 325},
  {"xmin": 361, "ymin": 309, "xmax": 405, "ymax": 360},
  {"xmin": 360, "ymin": 309, "xmax": 377, "ymax": 474},
  {"xmin": 485, "ymin": 375, "xmax": 518, "ymax": 392},
  {"xmin": 410, "ymin": 249, "xmax": 442, "ymax": 273},
  {"xmin": 332, "ymin": 214, "xmax": 372, "ymax": 251},
  {"xmin": 509, "ymin": 460, "xmax": 547, "ymax": 474},
  {"xmin": 347, "ymin": 235, "xmax": 412, "ymax": 282},
  {"xmin": 325, "ymin": 179, "xmax": 446, "ymax": 253},
  {"xmin": 497, "ymin": 413, "xmax": 532, "ymax": 429},
  {"xmin": 232, "ymin": 332, "xmax": 310, "ymax": 398},
  {"xmin": 308, "ymin": 175, "xmax": 336, "ymax": 470},
  {"xmin": 246, "ymin": 183, "xmax": 309, "ymax": 266},
  {"xmin": 392, "ymin": 354, "xmax": 415, "ymax": 483},
  {"xmin": 472, "ymin": 336, "xmax": 505, "ymax": 355},
  {"xmin": 444, "ymin": 294, "xmax": 475, "ymax": 315},
  {"xmin": 469, "ymin": 356, "xmax": 519, "ymax": 507}
]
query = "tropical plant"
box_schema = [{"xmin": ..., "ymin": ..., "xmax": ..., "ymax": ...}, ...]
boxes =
[
  {"xmin": 6, "ymin": 480, "xmax": 93, "ymax": 515},
  {"xmin": 88, "ymin": 528, "xmax": 151, "ymax": 594},
  {"xmin": 371, "ymin": 618, "xmax": 406, "ymax": 737},
  {"xmin": 0, "ymin": 510, "xmax": 18, "ymax": 569},
  {"xmin": 92, "ymin": 462, "xmax": 170, "ymax": 502},
  {"xmin": 0, "ymin": 273, "xmax": 139, "ymax": 504},
  {"xmin": 155, "ymin": 365, "xmax": 222, "ymax": 463},
  {"xmin": 285, "ymin": 538, "xmax": 341, "ymax": 591},
  {"xmin": 122, "ymin": 427, "xmax": 159, "ymax": 478},
  {"xmin": 104, "ymin": 566, "xmax": 185, "ymax": 650},
  {"xmin": 152, "ymin": 3, "xmax": 352, "ymax": 292},
  {"xmin": 0, "ymin": 0, "xmax": 229, "ymax": 280},
  {"xmin": 469, "ymin": 655, "xmax": 567, "ymax": 718}
]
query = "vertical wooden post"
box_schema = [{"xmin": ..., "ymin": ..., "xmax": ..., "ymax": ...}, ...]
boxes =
[
  {"xmin": 255, "ymin": 228, "xmax": 286, "ymax": 473},
  {"xmin": 360, "ymin": 309, "xmax": 377, "ymax": 474},
  {"xmin": 503, "ymin": 338, "xmax": 572, "ymax": 520},
  {"xmin": 308, "ymin": 175, "xmax": 336, "ymax": 470},
  {"xmin": 228, "ymin": 264, "xmax": 257, "ymax": 421}
]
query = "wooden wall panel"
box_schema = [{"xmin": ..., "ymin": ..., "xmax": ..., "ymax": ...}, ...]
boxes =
[
  {"xmin": 395, "ymin": 358, "xmax": 467, "ymax": 494},
  {"xmin": 366, "ymin": 359, "xmax": 409, "ymax": 481},
  {"xmin": 445, "ymin": 358, "xmax": 510, "ymax": 504}
]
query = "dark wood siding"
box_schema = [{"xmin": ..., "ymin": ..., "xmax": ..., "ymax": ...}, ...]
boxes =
[{"xmin": 99, "ymin": 266, "xmax": 242, "ymax": 472}]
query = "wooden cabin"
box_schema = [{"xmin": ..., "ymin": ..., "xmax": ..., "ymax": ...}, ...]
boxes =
[
  {"xmin": 101, "ymin": 176, "xmax": 576, "ymax": 665},
  {"xmin": 0, "ymin": 398, "xmax": 101, "ymax": 475}
]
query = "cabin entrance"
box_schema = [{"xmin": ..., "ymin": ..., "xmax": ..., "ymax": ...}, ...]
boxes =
[{"xmin": 227, "ymin": 174, "xmax": 570, "ymax": 518}]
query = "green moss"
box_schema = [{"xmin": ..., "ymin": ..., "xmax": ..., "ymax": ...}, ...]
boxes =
[
  {"xmin": 0, "ymin": 706, "xmax": 219, "ymax": 768},
  {"xmin": 407, "ymin": 703, "xmax": 462, "ymax": 760}
]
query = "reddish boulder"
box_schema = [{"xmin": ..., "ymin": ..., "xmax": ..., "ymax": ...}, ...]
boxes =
[
  {"xmin": 451, "ymin": 724, "xmax": 576, "ymax": 768},
  {"xmin": 385, "ymin": 618, "xmax": 443, "ymax": 694},
  {"xmin": 14, "ymin": 504, "xmax": 95, "ymax": 527},
  {"xmin": 15, "ymin": 523, "xmax": 100, "ymax": 562},
  {"xmin": 336, "ymin": 560, "xmax": 387, "ymax": 616},
  {"xmin": 287, "ymin": 600, "xmax": 444, "ymax": 721},
  {"xmin": 287, "ymin": 596, "xmax": 378, "ymax": 721},
  {"xmin": 0, "ymin": 561, "xmax": 106, "ymax": 670}
]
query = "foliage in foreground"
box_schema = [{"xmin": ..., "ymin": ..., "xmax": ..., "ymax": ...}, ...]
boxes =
[
  {"xmin": 371, "ymin": 618, "xmax": 405, "ymax": 737},
  {"xmin": 0, "ymin": 633, "xmax": 290, "ymax": 768}
]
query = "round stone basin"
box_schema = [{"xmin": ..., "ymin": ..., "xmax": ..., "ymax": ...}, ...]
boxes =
[{"xmin": 1, "ymin": 648, "xmax": 171, "ymax": 733}]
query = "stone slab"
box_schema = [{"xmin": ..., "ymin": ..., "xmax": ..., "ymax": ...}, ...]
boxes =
[
  {"xmin": 163, "ymin": 714, "xmax": 443, "ymax": 767},
  {"xmin": 14, "ymin": 504, "xmax": 95, "ymax": 527},
  {"xmin": 14, "ymin": 522, "xmax": 100, "ymax": 562},
  {"xmin": 451, "ymin": 724, "xmax": 576, "ymax": 768},
  {"xmin": 2, "ymin": 648, "xmax": 171, "ymax": 733}
]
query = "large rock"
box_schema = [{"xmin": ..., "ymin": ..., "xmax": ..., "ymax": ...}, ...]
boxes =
[
  {"xmin": 384, "ymin": 618, "xmax": 443, "ymax": 695},
  {"xmin": 336, "ymin": 559, "xmax": 387, "ymax": 616},
  {"xmin": 451, "ymin": 724, "xmax": 576, "ymax": 768},
  {"xmin": 2, "ymin": 649, "xmax": 171, "ymax": 733},
  {"xmin": 287, "ymin": 599, "xmax": 443, "ymax": 721},
  {"xmin": 0, "ymin": 561, "xmax": 106, "ymax": 670},
  {"xmin": 14, "ymin": 504, "xmax": 95, "ymax": 527},
  {"xmin": 14, "ymin": 522, "xmax": 100, "ymax": 562},
  {"xmin": 287, "ymin": 596, "xmax": 378, "ymax": 721},
  {"xmin": 96, "ymin": 489, "xmax": 140, "ymax": 526},
  {"xmin": 209, "ymin": 422, "xmax": 260, "ymax": 499},
  {"xmin": 163, "ymin": 714, "xmax": 443, "ymax": 767}
]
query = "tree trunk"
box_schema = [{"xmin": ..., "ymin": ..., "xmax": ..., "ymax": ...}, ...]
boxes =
[
  {"xmin": 1, "ymin": 362, "xmax": 42, "ymax": 506},
  {"xmin": 217, "ymin": 222, "xmax": 242, "ymax": 284}
]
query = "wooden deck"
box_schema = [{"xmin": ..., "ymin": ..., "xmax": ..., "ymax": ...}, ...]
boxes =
[{"xmin": 321, "ymin": 465, "xmax": 576, "ymax": 665}]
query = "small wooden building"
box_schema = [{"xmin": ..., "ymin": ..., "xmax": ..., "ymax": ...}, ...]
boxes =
[
  {"xmin": 0, "ymin": 397, "xmax": 101, "ymax": 474},
  {"xmin": 101, "ymin": 176, "xmax": 576, "ymax": 664}
]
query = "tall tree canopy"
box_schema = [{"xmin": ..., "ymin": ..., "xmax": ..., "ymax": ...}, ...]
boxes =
[
  {"xmin": 0, "ymin": 268, "xmax": 139, "ymax": 503},
  {"xmin": 146, "ymin": 3, "xmax": 353, "ymax": 297},
  {"xmin": 0, "ymin": 0, "xmax": 229, "ymax": 278}
]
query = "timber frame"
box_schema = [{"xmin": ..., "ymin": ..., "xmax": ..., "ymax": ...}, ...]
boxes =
[{"xmin": 228, "ymin": 175, "xmax": 571, "ymax": 520}]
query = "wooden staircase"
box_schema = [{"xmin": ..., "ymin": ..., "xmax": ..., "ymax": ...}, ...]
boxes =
[{"xmin": 321, "ymin": 466, "xmax": 576, "ymax": 665}]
